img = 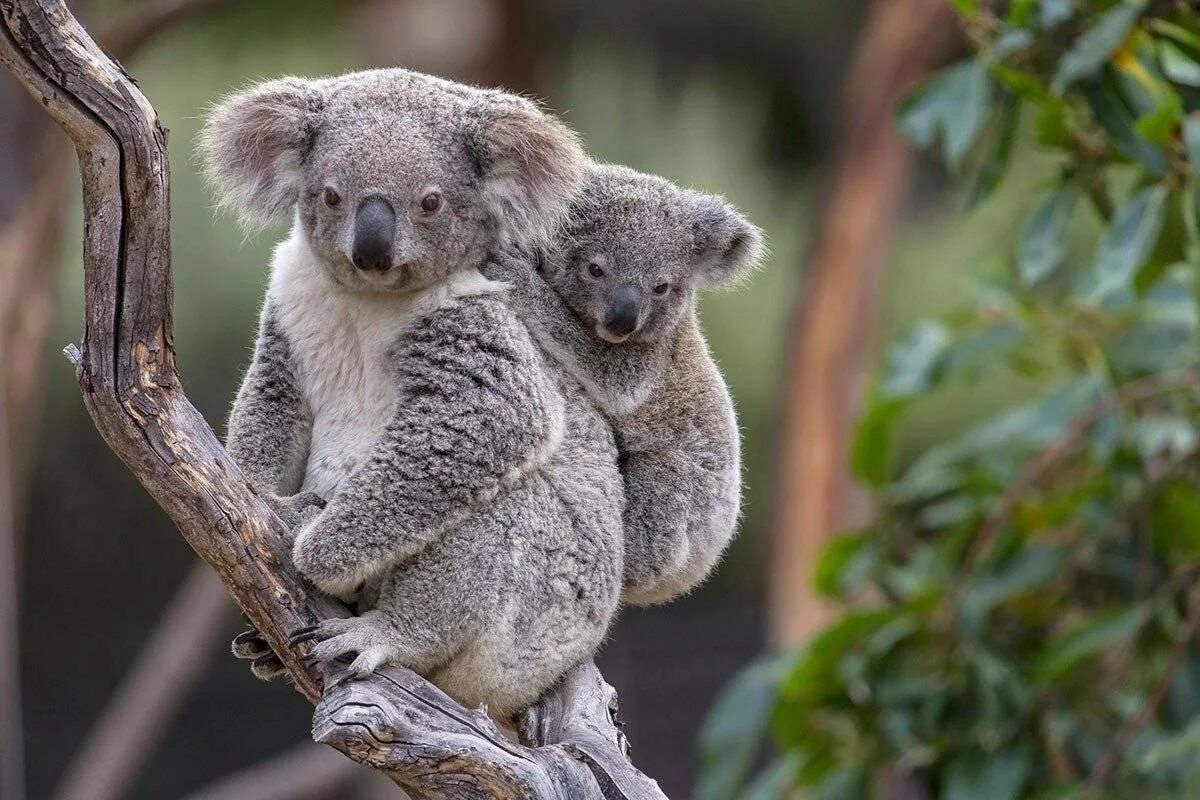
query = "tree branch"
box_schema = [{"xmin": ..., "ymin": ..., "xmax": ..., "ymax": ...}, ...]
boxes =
[{"xmin": 0, "ymin": 2, "xmax": 665, "ymax": 797}]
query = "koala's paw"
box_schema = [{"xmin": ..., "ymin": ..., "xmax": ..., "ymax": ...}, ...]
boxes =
[
  {"xmin": 231, "ymin": 626, "xmax": 288, "ymax": 681},
  {"xmin": 291, "ymin": 528, "xmax": 370, "ymax": 599},
  {"xmin": 263, "ymin": 491, "xmax": 327, "ymax": 530},
  {"xmin": 290, "ymin": 612, "xmax": 403, "ymax": 678}
]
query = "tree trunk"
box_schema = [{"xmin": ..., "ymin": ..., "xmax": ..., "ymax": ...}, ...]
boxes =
[
  {"xmin": 0, "ymin": 2, "xmax": 666, "ymax": 797},
  {"xmin": 768, "ymin": 0, "xmax": 963, "ymax": 648}
]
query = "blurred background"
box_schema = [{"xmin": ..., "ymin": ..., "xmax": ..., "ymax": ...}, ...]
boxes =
[{"xmin": 6, "ymin": 1, "xmax": 1199, "ymax": 799}]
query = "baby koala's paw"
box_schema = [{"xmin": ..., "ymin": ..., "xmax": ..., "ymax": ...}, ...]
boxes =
[
  {"xmin": 290, "ymin": 611, "xmax": 403, "ymax": 678},
  {"xmin": 263, "ymin": 492, "xmax": 326, "ymax": 536},
  {"xmin": 291, "ymin": 526, "xmax": 367, "ymax": 599}
]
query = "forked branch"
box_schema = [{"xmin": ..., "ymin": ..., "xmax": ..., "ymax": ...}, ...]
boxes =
[{"xmin": 0, "ymin": 1, "xmax": 664, "ymax": 797}]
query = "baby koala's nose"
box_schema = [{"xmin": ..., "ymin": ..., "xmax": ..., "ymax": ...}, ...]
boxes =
[
  {"xmin": 352, "ymin": 195, "xmax": 395, "ymax": 272},
  {"xmin": 603, "ymin": 283, "xmax": 641, "ymax": 337}
]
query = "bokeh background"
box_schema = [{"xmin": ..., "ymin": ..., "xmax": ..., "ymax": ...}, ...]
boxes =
[{"xmin": 0, "ymin": 0, "xmax": 1107, "ymax": 798}]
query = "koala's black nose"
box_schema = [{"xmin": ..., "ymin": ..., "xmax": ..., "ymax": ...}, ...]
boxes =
[
  {"xmin": 603, "ymin": 283, "xmax": 641, "ymax": 337},
  {"xmin": 352, "ymin": 195, "xmax": 395, "ymax": 272}
]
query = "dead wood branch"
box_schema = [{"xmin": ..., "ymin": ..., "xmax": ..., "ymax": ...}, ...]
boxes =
[
  {"xmin": 0, "ymin": 1, "xmax": 665, "ymax": 797},
  {"xmin": 768, "ymin": 0, "xmax": 963, "ymax": 647}
]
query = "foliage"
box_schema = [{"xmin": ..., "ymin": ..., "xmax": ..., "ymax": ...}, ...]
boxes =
[{"xmin": 700, "ymin": 2, "xmax": 1200, "ymax": 798}]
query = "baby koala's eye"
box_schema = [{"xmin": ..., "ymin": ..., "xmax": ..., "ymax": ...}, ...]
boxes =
[
  {"xmin": 587, "ymin": 262, "xmax": 605, "ymax": 278},
  {"xmin": 653, "ymin": 282, "xmax": 671, "ymax": 295},
  {"xmin": 419, "ymin": 191, "xmax": 443, "ymax": 215},
  {"xmin": 322, "ymin": 187, "xmax": 342, "ymax": 208}
]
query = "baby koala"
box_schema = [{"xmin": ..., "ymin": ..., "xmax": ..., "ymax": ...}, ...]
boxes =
[
  {"xmin": 203, "ymin": 69, "xmax": 625, "ymax": 718},
  {"xmin": 485, "ymin": 163, "xmax": 763, "ymax": 605}
]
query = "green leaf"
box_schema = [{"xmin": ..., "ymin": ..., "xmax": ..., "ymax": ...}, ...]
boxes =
[
  {"xmin": 970, "ymin": 95, "xmax": 1020, "ymax": 208},
  {"xmin": 1052, "ymin": 1, "xmax": 1146, "ymax": 93},
  {"xmin": 960, "ymin": 547, "xmax": 1068, "ymax": 634},
  {"xmin": 882, "ymin": 321, "xmax": 950, "ymax": 400},
  {"xmin": 738, "ymin": 755, "xmax": 800, "ymax": 800},
  {"xmin": 1134, "ymin": 91, "xmax": 1182, "ymax": 145},
  {"xmin": 950, "ymin": 0, "xmax": 979, "ymax": 15},
  {"xmin": 1150, "ymin": 18, "xmax": 1200, "ymax": 51},
  {"xmin": 992, "ymin": 28, "xmax": 1035, "ymax": 61},
  {"xmin": 1150, "ymin": 481, "xmax": 1200, "ymax": 559},
  {"xmin": 1083, "ymin": 75, "xmax": 1169, "ymax": 175},
  {"xmin": 1132, "ymin": 416, "xmax": 1198, "ymax": 460},
  {"xmin": 1139, "ymin": 716, "xmax": 1200, "ymax": 770},
  {"xmin": 696, "ymin": 654, "xmax": 792, "ymax": 800},
  {"xmin": 943, "ymin": 743, "xmax": 1032, "ymax": 800},
  {"xmin": 813, "ymin": 532, "xmax": 873, "ymax": 599},
  {"xmin": 1087, "ymin": 184, "xmax": 1168, "ymax": 299},
  {"xmin": 1032, "ymin": 607, "xmax": 1148, "ymax": 683},
  {"xmin": 1184, "ymin": 112, "xmax": 1200, "ymax": 171},
  {"xmin": 1019, "ymin": 186, "xmax": 1078, "ymax": 285},
  {"xmin": 899, "ymin": 60, "xmax": 991, "ymax": 170},
  {"xmin": 1038, "ymin": 0, "xmax": 1073, "ymax": 29},
  {"xmin": 1160, "ymin": 39, "xmax": 1200, "ymax": 86},
  {"xmin": 851, "ymin": 393, "xmax": 901, "ymax": 488}
]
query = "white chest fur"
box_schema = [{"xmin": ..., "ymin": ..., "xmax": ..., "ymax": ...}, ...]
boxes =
[{"xmin": 267, "ymin": 229, "xmax": 500, "ymax": 497}]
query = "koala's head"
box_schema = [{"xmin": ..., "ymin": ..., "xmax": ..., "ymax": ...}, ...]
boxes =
[
  {"xmin": 541, "ymin": 164, "xmax": 763, "ymax": 344},
  {"xmin": 199, "ymin": 69, "xmax": 585, "ymax": 293}
]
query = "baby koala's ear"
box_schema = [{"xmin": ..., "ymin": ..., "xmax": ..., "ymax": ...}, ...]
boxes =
[
  {"xmin": 464, "ymin": 95, "xmax": 586, "ymax": 248},
  {"xmin": 691, "ymin": 195, "xmax": 765, "ymax": 288},
  {"xmin": 199, "ymin": 77, "xmax": 326, "ymax": 227}
]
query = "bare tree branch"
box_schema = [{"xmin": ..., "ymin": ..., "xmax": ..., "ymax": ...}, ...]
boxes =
[
  {"xmin": 54, "ymin": 564, "xmax": 234, "ymax": 800},
  {"xmin": 768, "ymin": 0, "xmax": 963, "ymax": 648},
  {"xmin": 0, "ymin": 2, "xmax": 665, "ymax": 797}
]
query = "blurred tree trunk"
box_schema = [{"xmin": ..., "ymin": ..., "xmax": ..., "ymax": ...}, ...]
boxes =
[{"xmin": 768, "ymin": 0, "xmax": 963, "ymax": 648}]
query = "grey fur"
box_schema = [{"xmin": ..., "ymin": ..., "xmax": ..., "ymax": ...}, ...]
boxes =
[
  {"xmin": 484, "ymin": 163, "xmax": 764, "ymax": 605},
  {"xmin": 204, "ymin": 69, "xmax": 624, "ymax": 718}
]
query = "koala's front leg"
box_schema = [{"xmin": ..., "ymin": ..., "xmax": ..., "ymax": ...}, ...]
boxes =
[
  {"xmin": 226, "ymin": 303, "xmax": 311, "ymax": 498},
  {"xmin": 291, "ymin": 298, "xmax": 563, "ymax": 597}
]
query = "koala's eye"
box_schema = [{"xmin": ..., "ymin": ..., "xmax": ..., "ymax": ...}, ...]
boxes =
[
  {"xmin": 587, "ymin": 262, "xmax": 605, "ymax": 279},
  {"xmin": 322, "ymin": 187, "xmax": 341, "ymax": 208},
  {"xmin": 419, "ymin": 191, "xmax": 443, "ymax": 215},
  {"xmin": 653, "ymin": 282, "xmax": 671, "ymax": 295}
]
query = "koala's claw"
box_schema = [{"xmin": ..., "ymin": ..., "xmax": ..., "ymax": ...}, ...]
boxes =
[
  {"xmin": 250, "ymin": 653, "xmax": 287, "ymax": 681},
  {"xmin": 287, "ymin": 625, "xmax": 322, "ymax": 646},
  {"xmin": 232, "ymin": 628, "xmax": 272, "ymax": 659},
  {"xmin": 301, "ymin": 613, "xmax": 404, "ymax": 678}
]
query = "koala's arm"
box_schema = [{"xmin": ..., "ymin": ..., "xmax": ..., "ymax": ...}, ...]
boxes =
[
  {"xmin": 226, "ymin": 302, "xmax": 311, "ymax": 497},
  {"xmin": 291, "ymin": 295, "xmax": 563, "ymax": 597},
  {"xmin": 619, "ymin": 321, "xmax": 742, "ymax": 605}
]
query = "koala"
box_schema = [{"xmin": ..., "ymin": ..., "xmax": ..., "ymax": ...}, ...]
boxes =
[
  {"xmin": 201, "ymin": 69, "xmax": 625, "ymax": 719},
  {"xmin": 484, "ymin": 163, "xmax": 764, "ymax": 605}
]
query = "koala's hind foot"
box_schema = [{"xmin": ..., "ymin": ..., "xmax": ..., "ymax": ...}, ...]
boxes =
[{"xmin": 293, "ymin": 611, "xmax": 408, "ymax": 678}]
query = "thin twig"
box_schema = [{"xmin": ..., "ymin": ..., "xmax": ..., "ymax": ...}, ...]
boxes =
[
  {"xmin": 1083, "ymin": 586, "xmax": 1200, "ymax": 794},
  {"xmin": 960, "ymin": 367, "xmax": 1200, "ymax": 581}
]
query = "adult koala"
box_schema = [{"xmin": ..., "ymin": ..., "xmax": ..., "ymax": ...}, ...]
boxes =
[{"xmin": 201, "ymin": 70, "xmax": 624, "ymax": 719}]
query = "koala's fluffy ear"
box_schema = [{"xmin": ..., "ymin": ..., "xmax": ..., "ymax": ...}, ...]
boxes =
[
  {"xmin": 464, "ymin": 96, "xmax": 586, "ymax": 247},
  {"xmin": 691, "ymin": 195, "xmax": 765, "ymax": 288},
  {"xmin": 199, "ymin": 78, "xmax": 325, "ymax": 226}
]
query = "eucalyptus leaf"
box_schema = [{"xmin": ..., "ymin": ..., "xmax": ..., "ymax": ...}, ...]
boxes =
[
  {"xmin": 1052, "ymin": 1, "xmax": 1146, "ymax": 93},
  {"xmin": 1038, "ymin": 0, "xmax": 1073, "ymax": 29},
  {"xmin": 1032, "ymin": 607, "xmax": 1148, "ymax": 683},
  {"xmin": 899, "ymin": 60, "xmax": 991, "ymax": 170},
  {"xmin": 943, "ymin": 743, "xmax": 1032, "ymax": 800},
  {"xmin": 1184, "ymin": 112, "xmax": 1200, "ymax": 170},
  {"xmin": 738, "ymin": 755, "xmax": 799, "ymax": 800},
  {"xmin": 970, "ymin": 96, "xmax": 1020, "ymax": 208},
  {"xmin": 1019, "ymin": 187, "xmax": 1078, "ymax": 285},
  {"xmin": 1160, "ymin": 39, "xmax": 1200, "ymax": 86},
  {"xmin": 1086, "ymin": 184, "xmax": 1168, "ymax": 300},
  {"xmin": 696, "ymin": 654, "xmax": 792, "ymax": 800},
  {"xmin": 882, "ymin": 321, "xmax": 950, "ymax": 400}
]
